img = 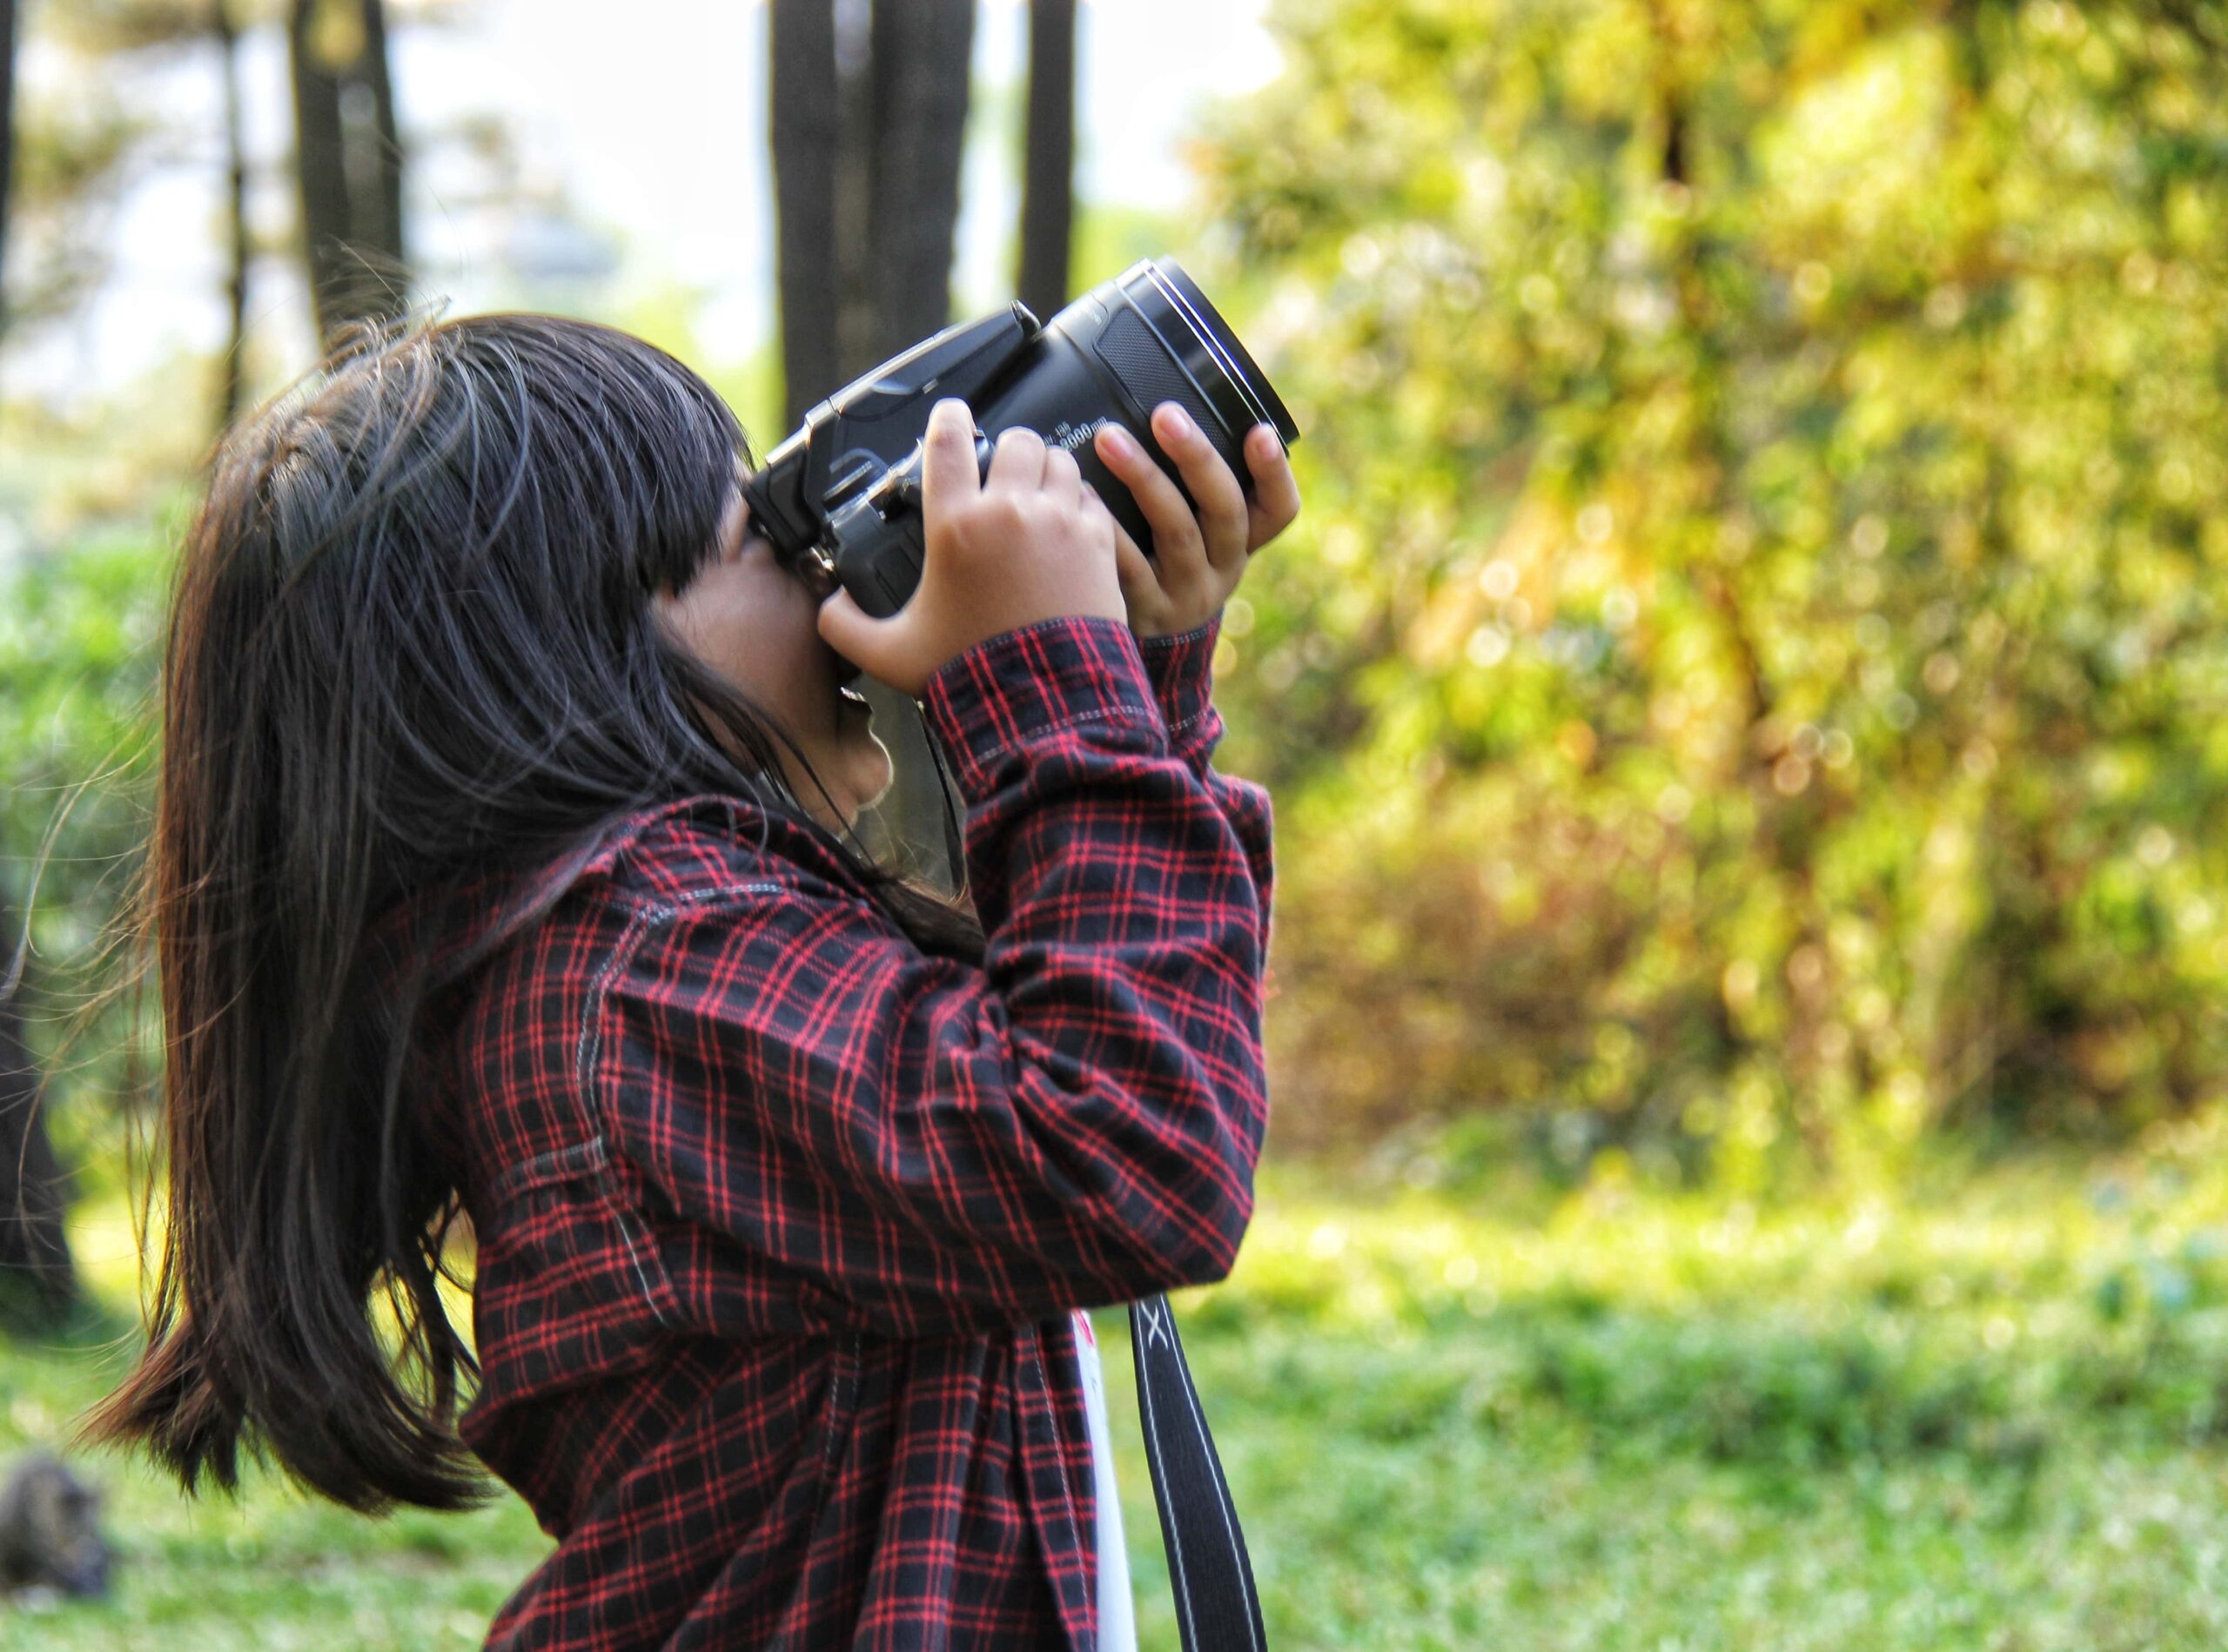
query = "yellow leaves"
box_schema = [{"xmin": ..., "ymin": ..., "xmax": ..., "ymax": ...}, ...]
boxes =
[
  {"xmin": 1404, "ymin": 587, "xmax": 1477, "ymax": 672},
  {"xmin": 1786, "ymin": 0, "xmax": 1882, "ymax": 91},
  {"xmin": 1556, "ymin": 719, "xmax": 1599, "ymax": 768},
  {"xmin": 1403, "ymin": 493, "xmax": 1562, "ymax": 668},
  {"xmin": 1754, "ymin": 26, "xmax": 1958, "ymax": 251},
  {"xmin": 1560, "ymin": 0, "xmax": 1658, "ymax": 125}
]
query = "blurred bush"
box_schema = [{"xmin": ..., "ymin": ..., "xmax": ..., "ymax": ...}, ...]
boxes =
[
  {"xmin": 1193, "ymin": 0, "xmax": 2228, "ymax": 1160},
  {"xmin": 0, "ymin": 524, "xmax": 164, "ymax": 1151}
]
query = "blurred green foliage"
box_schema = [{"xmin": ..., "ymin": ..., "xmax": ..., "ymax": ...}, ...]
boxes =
[
  {"xmin": 0, "ymin": 520, "xmax": 165, "ymax": 1172},
  {"xmin": 0, "ymin": 534, "xmax": 162, "ymax": 921},
  {"xmin": 1191, "ymin": 0, "xmax": 2228, "ymax": 1163}
]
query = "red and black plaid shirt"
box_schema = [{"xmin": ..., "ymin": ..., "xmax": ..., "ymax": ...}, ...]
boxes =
[{"xmin": 414, "ymin": 613, "xmax": 1274, "ymax": 1649}]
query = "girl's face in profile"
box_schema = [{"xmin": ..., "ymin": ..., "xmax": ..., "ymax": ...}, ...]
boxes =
[{"xmin": 654, "ymin": 465, "xmax": 892, "ymax": 829}]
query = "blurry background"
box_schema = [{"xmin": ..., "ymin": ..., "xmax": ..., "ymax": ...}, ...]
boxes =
[{"xmin": 6, "ymin": 0, "xmax": 2228, "ymax": 1647}]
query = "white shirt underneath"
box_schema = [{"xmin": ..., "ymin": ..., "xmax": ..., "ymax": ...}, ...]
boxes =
[{"xmin": 1073, "ymin": 1308, "xmax": 1138, "ymax": 1652}]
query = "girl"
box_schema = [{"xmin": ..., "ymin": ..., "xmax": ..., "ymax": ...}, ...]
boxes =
[{"xmin": 91, "ymin": 311, "xmax": 1298, "ymax": 1649}]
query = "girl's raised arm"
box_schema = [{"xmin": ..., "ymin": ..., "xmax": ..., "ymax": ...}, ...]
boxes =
[
  {"xmin": 592, "ymin": 612, "xmax": 1272, "ymax": 1340},
  {"xmin": 1136, "ymin": 611, "xmax": 1276, "ymax": 962}
]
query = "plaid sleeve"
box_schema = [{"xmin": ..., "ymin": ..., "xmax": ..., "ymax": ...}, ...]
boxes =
[
  {"xmin": 594, "ymin": 615, "xmax": 1271, "ymax": 1339},
  {"xmin": 1134, "ymin": 611, "xmax": 1277, "ymax": 961}
]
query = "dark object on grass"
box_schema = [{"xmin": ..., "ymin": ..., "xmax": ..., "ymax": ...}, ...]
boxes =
[{"xmin": 0, "ymin": 1454, "xmax": 111, "ymax": 1599}]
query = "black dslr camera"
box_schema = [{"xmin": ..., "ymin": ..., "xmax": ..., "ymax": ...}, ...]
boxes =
[{"xmin": 742, "ymin": 258, "xmax": 1299, "ymax": 627}]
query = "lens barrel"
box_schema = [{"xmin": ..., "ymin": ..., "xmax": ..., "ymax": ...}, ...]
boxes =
[
  {"xmin": 1098, "ymin": 260, "xmax": 1297, "ymax": 453},
  {"xmin": 978, "ymin": 259, "xmax": 1299, "ymax": 556}
]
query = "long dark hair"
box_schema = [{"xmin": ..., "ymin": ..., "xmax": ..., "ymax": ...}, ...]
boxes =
[{"xmin": 86, "ymin": 312, "xmax": 984, "ymax": 1512}]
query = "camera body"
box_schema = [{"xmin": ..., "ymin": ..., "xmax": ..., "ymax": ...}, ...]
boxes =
[{"xmin": 743, "ymin": 259, "xmax": 1299, "ymax": 621}]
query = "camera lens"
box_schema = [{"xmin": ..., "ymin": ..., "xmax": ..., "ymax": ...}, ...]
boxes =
[
  {"xmin": 966, "ymin": 258, "xmax": 1298, "ymax": 567},
  {"xmin": 1127, "ymin": 262, "xmax": 1295, "ymax": 446}
]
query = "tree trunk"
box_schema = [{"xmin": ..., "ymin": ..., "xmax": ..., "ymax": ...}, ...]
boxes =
[
  {"xmin": 772, "ymin": 0, "xmax": 975, "ymax": 407},
  {"xmin": 1017, "ymin": 0, "xmax": 1074, "ymax": 324},
  {"xmin": 1, "ymin": 0, "xmax": 17, "ymax": 341},
  {"xmin": 290, "ymin": 0, "xmax": 407, "ymax": 348},
  {"xmin": 862, "ymin": 0, "xmax": 974, "ymax": 363},
  {"xmin": 0, "ymin": 904, "xmax": 78, "ymax": 1332},
  {"xmin": 292, "ymin": 0, "xmax": 356, "ymax": 342},
  {"xmin": 217, "ymin": 0, "xmax": 250, "ymax": 430},
  {"xmin": 830, "ymin": 0, "xmax": 876, "ymax": 386},
  {"xmin": 355, "ymin": 0, "xmax": 404, "ymax": 281},
  {"xmin": 770, "ymin": 0, "xmax": 841, "ymax": 430}
]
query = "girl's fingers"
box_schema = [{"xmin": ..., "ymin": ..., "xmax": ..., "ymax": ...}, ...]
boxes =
[
  {"xmin": 986, "ymin": 425, "xmax": 1049, "ymax": 492},
  {"xmin": 819, "ymin": 586, "xmax": 925, "ymax": 694},
  {"xmin": 1093, "ymin": 420, "xmax": 1208, "ymax": 588},
  {"xmin": 1242, "ymin": 424, "xmax": 1301, "ymax": 551},
  {"xmin": 1076, "ymin": 482, "xmax": 1121, "ymax": 562},
  {"xmin": 1150, "ymin": 403, "xmax": 1250, "ymax": 573},
  {"xmin": 1043, "ymin": 443, "xmax": 1085, "ymax": 509},
  {"xmin": 919, "ymin": 400, "xmax": 983, "ymax": 519},
  {"xmin": 1111, "ymin": 523, "xmax": 1158, "ymax": 610}
]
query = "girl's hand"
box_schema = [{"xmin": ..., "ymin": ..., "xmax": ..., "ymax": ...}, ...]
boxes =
[
  {"xmin": 1093, "ymin": 404, "xmax": 1301, "ymax": 640},
  {"xmin": 818, "ymin": 400, "xmax": 1127, "ymax": 698}
]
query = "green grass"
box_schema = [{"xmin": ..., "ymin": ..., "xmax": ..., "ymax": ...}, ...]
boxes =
[{"xmin": 17, "ymin": 1128, "xmax": 2228, "ymax": 1648}]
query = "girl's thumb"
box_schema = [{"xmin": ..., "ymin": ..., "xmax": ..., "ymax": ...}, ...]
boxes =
[{"xmin": 817, "ymin": 588, "xmax": 907, "ymax": 682}]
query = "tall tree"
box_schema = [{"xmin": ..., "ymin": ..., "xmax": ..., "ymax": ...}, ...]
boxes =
[
  {"xmin": 290, "ymin": 0, "xmax": 406, "ymax": 347},
  {"xmin": 779, "ymin": 0, "xmax": 976, "ymax": 400},
  {"xmin": 859, "ymin": 0, "xmax": 973, "ymax": 367},
  {"xmin": 0, "ymin": 902, "xmax": 78, "ymax": 1331},
  {"xmin": 770, "ymin": 0, "xmax": 840, "ymax": 432},
  {"xmin": 214, "ymin": 0, "xmax": 247, "ymax": 428},
  {"xmin": 768, "ymin": 0, "xmax": 978, "ymax": 894},
  {"xmin": 1016, "ymin": 0, "xmax": 1074, "ymax": 324},
  {"xmin": 0, "ymin": 0, "xmax": 17, "ymax": 340}
]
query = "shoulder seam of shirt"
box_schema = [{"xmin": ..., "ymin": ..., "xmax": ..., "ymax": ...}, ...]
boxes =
[
  {"xmin": 566, "ymin": 875, "xmax": 814, "ymax": 1337},
  {"xmin": 592, "ymin": 796, "xmax": 862, "ymax": 915},
  {"xmin": 568, "ymin": 897, "xmax": 728, "ymax": 1334},
  {"xmin": 575, "ymin": 879, "xmax": 790, "ymax": 1084},
  {"xmin": 595, "ymin": 877, "xmax": 800, "ymax": 934}
]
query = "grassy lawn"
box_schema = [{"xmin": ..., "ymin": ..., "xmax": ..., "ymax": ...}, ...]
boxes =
[{"xmin": 13, "ymin": 1133, "xmax": 2228, "ymax": 1649}]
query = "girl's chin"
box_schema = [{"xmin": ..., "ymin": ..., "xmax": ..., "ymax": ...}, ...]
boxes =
[
  {"xmin": 853, "ymin": 729, "xmax": 895, "ymax": 811},
  {"xmin": 856, "ymin": 735, "xmax": 891, "ymax": 807}
]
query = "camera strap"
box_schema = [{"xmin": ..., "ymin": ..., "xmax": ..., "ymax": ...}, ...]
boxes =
[{"xmin": 1126, "ymin": 1293, "xmax": 1268, "ymax": 1652}]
